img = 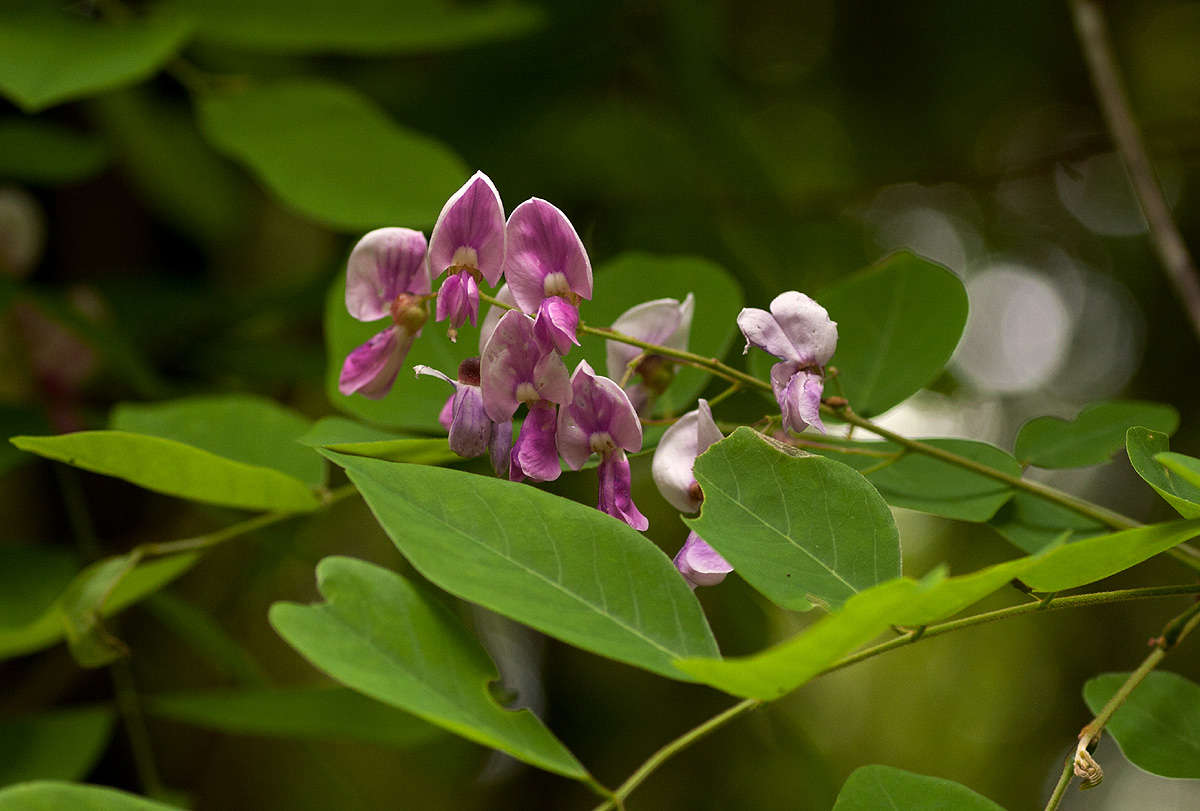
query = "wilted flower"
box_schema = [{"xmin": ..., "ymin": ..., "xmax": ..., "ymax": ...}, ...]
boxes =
[
  {"xmin": 339, "ymin": 228, "xmax": 431, "ymax": 399},
  {"xmin": 557, "ymin": 361, "xmax": 647, "ymax": 530},
  {"xmin": 503, "ymin": 198, "xmax": 592, "ymax": 354},
  {"xmin": 673, "ymin": 531, "xmax": 733, "ymax": 589},
  {"xmin": 428, "ymin": 172, "xmax": 506, "ymax": 338},
  {"xmin": 415, "ymin": 358, "xmax": 513, "ymax": 477},
  {"xmin": 605, "ymin": 293, "xmax": 694, "ymax": 415},
  {"xmin": 737, "ymin": 291, "xmax": 837, "ymax": 433}
]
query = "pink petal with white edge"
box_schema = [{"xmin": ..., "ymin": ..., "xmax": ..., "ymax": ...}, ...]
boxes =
[
  {"xmin": 428, "ymin": 171, "xmax": 506, "ymax": 284},
  {"xmin": 339, "ymin": 326, "xmax": 411, "ymax": 399},
  {"xmin": 556, "ymin": 360, "xmax": 643, "ymax": 470},
  {"xmin": 651, "ymin": 399, "xmax": 722, "ymax": 513},
  {"xmin": 736, "ymin": 306, "xmax": 799, "ymax": 361},
  {"xmin": 503, "ymin": 198, "xmax": 592, "ymax": 313},
  {"xmin": 605, "ymin": 293, "xmax": 694, "ymax": 380},
  {"xmin": 674, "ymin": 531, "xmax": 732, "ymax": 589},
  {"xmin": 345, "ymin": 228, "xmax": 429, "ymax": 322},
  {"xmin": 769, "ymin": 291, "xmax": 837, "ymax": 367},
  {"xmin": 510, "ymin": 402, "xmax": 561, "ymax": 482},
  {"xmin": 480, "ymin": 310, "xmax": 536, "ymax": 422},
  {"xmin": 532, "ymin": 346, "xmax": 572, "ymax": 405},
  {"xmin": 598, "ymin": 451, "xmax": 648, "ymax": 531},
  {"xmin": 534, "ymin": 296, "xmax": 580, "ymax": 355}
]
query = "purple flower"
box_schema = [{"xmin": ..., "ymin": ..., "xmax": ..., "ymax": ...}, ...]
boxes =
[
  {"xmin": 481, "ymin": 310, "xmax": 571, "ymax": 482},
  {"xmin": 557, "ymin": 361, "xmax": 647, "ymax": 530},
  {"xmin": 737, "ymin": 291, "xmax": 837, "ymax": 433},
  {"xmin": 428, "ymin": 172, "xmax": 506, "ymax": 337},
  {"xmin": 673, "ymin": 531, "xmax": 733, "ymax": 589},
  {"xmin": 503, "ymin": 198, "xmax": 592, "ymax": 354},
  {"xmin": 605, "ymin": 293, "xmax": 695, "ymax": 415},
  {"xmin": 339, "ymin": 228, "xmax": 431, "ymax": 399},
  {"xmin": 415, "ymin": 358, "xmax": 513, "ymax": 477},
  {"xmin": 479, "ymin": 282, "xmax": 516, "ymax": 352}
]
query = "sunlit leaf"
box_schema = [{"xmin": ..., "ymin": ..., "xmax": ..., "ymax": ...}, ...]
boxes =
[
  {"xmin": 323, "ymin": 451, "xmax": 720, "ymax": 679},
  {"xmin": 0, "ymin": 706, "xmax": 115, "ymax": 785},
  {"xmin": 197, "ymin": 78, "xmax": 469, "ymax": 231},
  {"xmin": 299, "ymin": 416, "xmax": 457, "ymax": 465},
  {"xmin": 0, "ymin": 119, "xmax": 109, "ymax": 184},
  {"xmin": 1015, "ymin": 401, "xmax": 1179, "ymax": 468},
  {"xmin": 0, "ymin": 781, "xmax": 181, "ymax": 810},
  {"xmin": 1083, "ymin": 671, "xmax": 1200, "ymax": 779},
  {"xmin": 688, "ymin": 428, "xmax": 900, "ymax": 611},
  {"xmin": 270, "ymin": 556, "xmax": 587, "ymax": 779},
  {"xmin": 1126, "ymin": 427, "xmax": 1200, "ymax": 518},
  {"xmin": 833, "ymin": 765, "xmax": 1004, "ymax": 810}
]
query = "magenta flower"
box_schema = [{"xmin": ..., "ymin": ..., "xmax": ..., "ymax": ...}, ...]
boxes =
[
  {"xmin": 339, "ymin": 228, "xmax": 431, "ymax": 399},
  {"xmin": 503, "ymin": 198, "xmax": 592, "ymax": 354},
  {"xmin": 737, "ymin": 291, "xmax": 837, "ymax": 433},
  {"xmin": 605, "ymin": 293, "xmax": 695, "ymax": 415},
  {"xmin": 480, "ymin": 310, "xmax": 571, "ymax": 482},
  {"xmin": 557, "ymin": 361, "xmax": 647, "ymax": 530},
  {"xmin": 673, "ymin": 531, "xmax": 733, "ymax": 589},
  {"xmin": 415, "ymin": 358, "xmax": 513, "ymax": 477},
  {"xmin": 428, "ymin": 171, "xmax": 506, "ymax": 338}
]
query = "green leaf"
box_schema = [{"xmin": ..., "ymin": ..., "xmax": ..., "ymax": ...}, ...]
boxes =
[
  {"xmin": 1083, "ymin": 671, "xmax": 1200, "ymax": 779},
  {"xmin": 0, "ymin": 5, "xmax": 192, "ymax": 112},
  {"xmin": 170, "ymin": 0, "xmax": 543, "ymax": 54},
  {"xmin": 270, "ymin": 556, "xmax": 586, "ymax": 779},
  {"xmin": 299, "ymin": 417, "xmax": 458, "ymax": 465},
  {"xmin": 0, "ymin": 706, "xmax": 115, "ymax": 785},
  {"xmin": 0, "ymin": 406, "xmax": 49, "ymax": 475},
  {"xmin": 817, "ymin": 252, "xmax": 968, "ymax": 417},
  {"xmin": 11, "ymin": 431, "xmax": 320, "ymax": 513},
  {"xmin": 142, "ymin": 593, "xmax": 267, "ymax": 685},
  {"xmin": 59, "ymin": 554, "xmax": 142, "ymax": 667},
  {"xmin": 576, "ymin": 253, "xmax": 744, "ymax": 415},
  {"xmin": 111, "ymin": 394, "xmax": 324, "ymax": 488},
  {"xmin": 833, "ymin": 765, "xmax": 1004, "ymax": 810},
  {"xmin": 0, "ymin": 119, "xmax": 109, "ymax": 184},
  {"xmin": 324, "ymin": 451, "xmax": 720, "ymax": 679},
  {"xmin": 0, "ymin": 781, "xmax": 182, "ymax": 810},
  {"xmin": 1126, "ymin": 427, "xmax": 1200, "ymax": 518},
  {"xmin": 197, "ymin": 79, "xmax": 469, "ymax": 231},
  {"xmin": 0, "ymin": 546, "xmax": 78, "ymax": 630},
  {"xmin": 146, "ymin": 686, "xmax": 443, "ymax": 748},
  {"xmin": 1015, "ymin": 401, "xmax": 1179, "ymax": 468},
  {"xmin": 988, "ymin": 493, "xmax": 1106, "ymax": 554},
  {"xmin": 688, "ymin": 428, "xmax": 900, "ymax": 611}
]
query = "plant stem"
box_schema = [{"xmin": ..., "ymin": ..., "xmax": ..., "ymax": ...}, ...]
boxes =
[
  {"xmin": 1044, "ymin": 754, "xmax": 1076, "ymax": 811},
  {"xmin": 110, "ymin": 658, "xmax": 164, "ymax": 798}
]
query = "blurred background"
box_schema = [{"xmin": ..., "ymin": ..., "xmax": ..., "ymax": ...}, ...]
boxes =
[{"xmin": 2, "ymin": 0, "xmax": 1200, "ymax": 808}]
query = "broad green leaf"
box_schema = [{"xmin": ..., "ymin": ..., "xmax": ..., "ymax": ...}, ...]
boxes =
[
  {"xmin": 688, "ymin": 428, "xmax": 900, "ymax": 611},
  {"xmin": 988, "ymin": 492, "xmax": 1106, "ymax": 554},
  {"xmin": 1015, "ymin": 401, "xmax": 1179, "ymax": 468},
  {"xmin": 1084, "ymin": 671, "xmax": 1200, "ymax": 779},
  {"xmin": 0, "ymin": 781, "xmax": 181, "ymax": 810},
  {"xmin": 0, "ymin": 5, "xmax": 192, "ymax": 112},
  {"xmin": 143, "ymin": 593, "xmax": 267, "ymax": 685},
  {"xmin": 802, "ymin": 436, "xmax": 1018, "ymax": 522},
  {"xmin": 323, "ymin": 451, "xmax": 721, "ymax": 679},
  {"xmin": 0, "ymin": 553, "xmax": 197, "ymax": 661},
  {"xmin": 170, "ymin": 0, "xmax": 543, "ymax": 54},
  {"xmin": 0, "ymin": 706, "xmax": 115, "ymax": 785},
  {"xmin": 270, "ymin": 556, "xmax": 586, "ymax": 779},
  {"xmin": 11, "ymin": 432, "xmax": 320, "ymax": 513},
  {"xmin": 299, "ymin": 417, "xmax": 458, "ymax": 466},
  {"xmin": 1126, "ymin": 427, "xmax": 1200, "ymax": 518},
  {"xmin": 197, "ymin": 79, "xmax": 469, "ymax": 231},
  {"xmin": 0, "ymin": 546, "xmax": 77, "ymax": 630},
  {"xmin": 576, "ymin": 253, "xmax": 744, "ymax": 415},
  {"xmin": 111, "ymin": 395, "xmax": 324, "ymax": 488},
  {"xmin": 146, "ymin": 686, "xmax": 442, "ymax": 748},
  {"xmin": 833, "ymin": 765, "xmax": 1004, "ymax": 810},
  {"xmin": 817, "ymin": 252, "xmax": 968, "ymax": 417},
  {"xmin": 0, "ymin": 119, "xmax": 108, "ymax": 184}
]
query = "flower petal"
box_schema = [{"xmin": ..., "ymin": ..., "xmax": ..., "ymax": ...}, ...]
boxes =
[
  {"xmin": 769, "ymin": 291, "xmax": 838, "ymax": 366},
  {"xmin": 479, "ymin": 283, "xmax": 516, "ymax": 353},
  {"xmin": 736, "ymin": 306, "xmax": 798, "ymax": 361},
  {"xmin": 532, "ymin": 346, "xmax": 572, "ymax": 405},
  {"xmin": 338, "ymin": 326, "xmax": 411, "ymax": 399},
  {"xmin": 503, "ymin": 198, "xmax": 592, "ymax": 313},
  {"xmin": 556, "ymin": 360, "xmax": 643, "ymax": 469},
  {"xmin": 598, "ymin": 451, "xmax": 648, "ymax": 531},
  {"xmin": 606, "ymin": 295, "xmax": 691, "ymax": 379},
  {"xmin": 428, "ymin": 171, "xmax": 506, "ymax": 284},
  {"xmin": 489, "ymin": 419, "xmax": 513, "ymax": 477},
  {"xmin": 651, "ymin": 398, "xmax": 722, "ymax": 513},
  {"xmin": 673, "ymin": 531, "xmax": 732, "ymax": 589},
  {"xmin": 345, "ymin": 228, "xmax": 429, "ymax": 322},
  {"xmin": 772, "ymin": 362, "xmax": 825, "ymax": 434},
  {"xmin": 448, "ymin": 384, "xmax": 492, "ymax": 459},
  {"xmin": 480, "ymin": 310, "xmax": 536, "ymax": 422},
  {"xmin": 435, "ymin": 270, "xmax": 479, "ymax": 331},
  {"xmin": 510, "ymin": 402, "xmax": 561, "ymax": 482},
  {"xmin": 533, "ymin": 296, "xmax": 580, "ymax": 355}
]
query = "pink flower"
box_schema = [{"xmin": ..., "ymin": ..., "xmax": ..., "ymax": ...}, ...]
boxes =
[
  {"xmin": 428, "ymin": 172, "xmax": 506, "ymax": 337},
  {"xmin": 673, "ymin": 531, "xmax": 733, "ymax": 589},
  {"xmin": 415, "ymin": 358, "xmax": 512, "ymax": 477},
  {"xmin": 605, "ymin": 293, "xmax": 694, "ymax": 415}
]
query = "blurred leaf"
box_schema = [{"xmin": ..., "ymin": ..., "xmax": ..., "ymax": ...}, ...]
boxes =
[
  {"xmin": 299, "ymin": 417, "xmax": 458, "ymax": 465},
  {"xmin": 171, "ymin": 0, "xmax": 543, "ymax": 54},
  {"xmin": 1083, "ymin": 671, "xmax": 1200, "ymax": 779},
  {"xmin": 0, "ymin": 553, "xmax": 197, "ymax": 661},
  {"xmin": 833, "ymin": 765, "xmax": 1003, "ymax": 810},
  {"xmin": 143, "ymin": 592, "xmax": 267, "ymax": 685},
  {"xmin": 576, "ymin": 253, "xmax": 744, "ymax": 415},
  {"xmin": 818, "ymin": 252, "xmax": 968, "ymax": 417},
  {"xmin": 1127, "ymin": 427, "xmax": 1200, "ymax": 518},
  {"xmin": 1015, "ymin": 401, "xmax": 1179, "ymax": 468},
  {"xmin": 988, "ymin": 492, "xmax": 1106, "ymax": 554},
  {"xmin": 59, "ymin": 554, "xmax": 141, "ymax": 667},
  {"xmin": 323, "ymin": 450, "xmax": 720, "ymax": 679},
  {"xmin": 111, "ymin": 394, "xmax": 324, "ymax": 488},
  {"xmin": 146, "ymin": 685, "xmax": 443, "ymax": 748},
  {"xmin": 688, "ymin": 428, "xmax": 900, "ymax": 611},
  {"xmin": 0, "ymin": 706, "xmax": 115, "ymax": 785},
  {"xmin": 0, "ymin": 781, "xmax": 181, "ymax": 809},
  {"xmin": 0, "ymin": 407, "xmax": 49, "ymax": 475},
  {"xmin": 270, "ymin": 556, "xmax": 587, "ymax": 779},
  {"xmin": 0, "ymin": 119, "xmax": 109, "ymax": 184},
  {"xmin": 803, "ymin": 436, "xmax": 1019, "ymax": 522},
  {"xmin": 0, "ymin": 545, "xmax": 77, "ymax": 629},
  {"xmin": 0, "ymin": 5, "xmax": 192, "ymax": 112},
  {"xmin": 11, "ymin": 432, "xmax": 320, "ymax": 512},
  {"xmin": 197, "ymin": 78, "xmax": 468, "ymax": 231}
]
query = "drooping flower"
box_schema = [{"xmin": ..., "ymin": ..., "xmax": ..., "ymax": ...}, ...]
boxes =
[
  {"xmin": 557, "ymin": 360, "xmax": 647, "ymax": 530},
  {"xmin": 673, "ymin": 531, "xmax": 734, "ymax": 589},
  {"xmin": 481, "ymin": 310, "xmax": 571, "ymax": 481},
  {"xmin": 428, "ymin": 171, "xmax": 506, "ymax": 338},
  {"xmin": 414, "ymin": 357, "xmax": 513, "ymax": 477},
  {"xmin": 737, "ymin": 291, "xmax": 837, "ymax": 433},
  {"xmin": 339, "ymin": 228, "xmax": 431, "ymax": 399},
  {"xmin": 605, "ymin": 293, "xmax": 695, "ymax": 415},
  {"xmin": 503, "ymin": 198, "xmax": 592, "ymax": 354}
]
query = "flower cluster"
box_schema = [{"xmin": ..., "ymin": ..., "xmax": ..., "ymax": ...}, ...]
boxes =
[{"xmin": 336, "ymin": 171, "xmax": 838, "ymax": 589}]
